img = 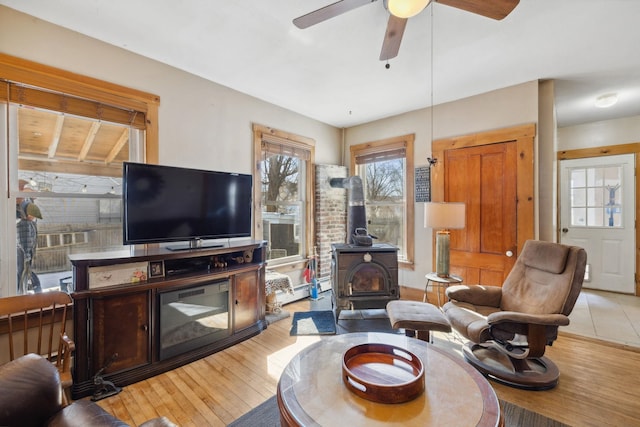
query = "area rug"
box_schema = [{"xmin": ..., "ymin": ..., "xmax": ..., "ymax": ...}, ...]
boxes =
[
  {"xmin": 289, "ymin": 310, "xmax": 336, "ymax": 336},
  {"xmin": 228, "ymin": 395, "xmax": 570, "ymax": 427}
]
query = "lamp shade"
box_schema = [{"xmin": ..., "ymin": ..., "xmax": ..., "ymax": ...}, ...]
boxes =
[
  {"xmin": 424, "ymin": 202, "xmax": 466, "ymax": 230},
  {"xmin": 386, "ymin": 0, "xmax": 431, "ymax": 18}
]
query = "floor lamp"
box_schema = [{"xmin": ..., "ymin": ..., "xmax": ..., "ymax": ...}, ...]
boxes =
[{"xmin": 424, "ymin": 202, "xmax": 466, "ymax": 278}]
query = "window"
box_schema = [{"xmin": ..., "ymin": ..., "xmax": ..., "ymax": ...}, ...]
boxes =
[
  {"xmin": 253, "ymin": 124, "xmax": 314, "ymax": 263},
  {"xmin": 1, "ymin": 53, "xmax": 159, "ymax": 296},
  {"xmin": 569, "ymin": 165, "xmax": 624, "ymax": 227},
  {"xmin": 350, "ymin": 135, "xmax": 414, "ymax": 267}
]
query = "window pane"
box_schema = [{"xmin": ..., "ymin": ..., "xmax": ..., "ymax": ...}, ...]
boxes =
[
  {"xmin": 358, "ymin": 157, "xmax": 406, "ymax": 258},
  {"xmin": 605, "ymin": 206, "xmax": 622, "ymax": 227},
  {"xmin": 587, "ymin": 167, "xmax": 601, "ymax": 186},
  {"xmin": 263, "ymin": 205, "xmax": 300, "ymax": 260},
  {"xmin": 571, "ymin": 188, "xmax": 586, "ymax": 206},
  {"xmin": 366, "ymin": 203, "xmax": 405, "ymax": 255},
  {"xmin": 261, "ymin": 153, "xmax": 304, "ymax": 261},
  {"xmin": 16, "ymin": 176, "xmax": 124, "ymax": 294},
  {"xmin": 570, "ymin": 169, "xmax": 586, "ymax": 187},
  {"xmin": 364, "ymin": 160, "xmax": 404, "ymax": 202},
  {"xmin": 587, "ymin": 207, "xmax": 603, "ymax": 227},
  {"xmin": 571, "ymin": 207, "xmax": 586, "ymax": 227},
  {"xmin": 586, "ymin": 188, "xmax": 601, "ymax": 206},
  {"xmin": 15, "ymin": 105, "xmax": 139, "ymax": 294},
  {"xmin": 603, "ymin": 166, "xmax": 621, "ymax": 186},
  {"xmin": 569, "ymin": 165, "xmax": 624, "ymax": 229}
]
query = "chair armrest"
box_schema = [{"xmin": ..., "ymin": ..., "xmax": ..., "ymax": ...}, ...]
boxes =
[
  {"xmin": 488, "ymin": 311, "xmax": 570, "ymax": 327},
  {"xmin": 445, "ymin": 285, "xmax": 503, "ymax": 307},
  {"xmin": 58, "ymin": 332, "xmax": 76, "ymax": 373}
]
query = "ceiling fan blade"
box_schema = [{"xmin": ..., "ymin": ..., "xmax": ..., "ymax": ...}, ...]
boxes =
[
  {"xmin": 435, "ymin": 0, "xmax": 520, "ymax": 20},
  {"xmin": 293, "ymin": 0, "xmax": 378, "ymax": 29},
  {"xmin": 379, "ymin": 15, "xmax": 407, "ymax": 61}
]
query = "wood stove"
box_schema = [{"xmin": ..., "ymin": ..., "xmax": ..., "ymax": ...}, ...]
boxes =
[{"xmin": 331, "ymin": 243, "xmax": 399, "ymax": 321}]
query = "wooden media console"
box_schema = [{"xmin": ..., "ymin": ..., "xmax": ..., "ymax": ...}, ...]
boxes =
[{"xmin": 69, "ymin": 240, "xmax": 267, "ymax": 399}]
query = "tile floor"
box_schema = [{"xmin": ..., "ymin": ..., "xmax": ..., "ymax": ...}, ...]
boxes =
[{"xmin": 563, "ymin": 289, "xmax": 640, "ymax": 348}]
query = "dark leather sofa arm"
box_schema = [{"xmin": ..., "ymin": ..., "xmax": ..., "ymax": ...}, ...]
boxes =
[
  {"xmin": 0, "ymin": 353, "xmax": 63, "ymax": 427},
  {"xmin": 0, "ymin": 354, "xmax": 177, "ymax": 427}
]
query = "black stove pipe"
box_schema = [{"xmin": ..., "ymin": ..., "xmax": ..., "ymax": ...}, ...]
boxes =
[{"xmin": 329, "ymin": 176, "xmax": 373, "ymax": 246}]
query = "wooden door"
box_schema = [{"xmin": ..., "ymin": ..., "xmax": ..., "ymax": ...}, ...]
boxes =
[{"xmin": 432, "ymin": 124, "xmax": 535, "ymax": 286}]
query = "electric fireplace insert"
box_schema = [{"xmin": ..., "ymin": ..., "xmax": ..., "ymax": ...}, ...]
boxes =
[{"xmin": 159, "ymin": 280, "xmax": 230, "ymax": 360}]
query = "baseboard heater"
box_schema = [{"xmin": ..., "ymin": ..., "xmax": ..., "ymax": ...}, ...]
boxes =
[{"xmin": 277, "ymin": 278, "xmax": 332, "ymax": 305}]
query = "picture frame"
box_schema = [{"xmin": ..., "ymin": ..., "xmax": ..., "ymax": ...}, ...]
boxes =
[{"xmin": 149, "ymin": 260, "xmax": 165, "ymax": 278}]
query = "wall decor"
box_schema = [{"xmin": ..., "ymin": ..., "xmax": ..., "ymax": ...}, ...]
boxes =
[{"xmin": 415, "ymin": 165, "xmax": 431, "ymax": 203}]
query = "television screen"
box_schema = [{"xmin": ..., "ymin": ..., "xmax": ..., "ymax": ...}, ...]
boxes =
[{"xmin": 123, "ymin": 162, "xmax": 252, "ymax": 246}]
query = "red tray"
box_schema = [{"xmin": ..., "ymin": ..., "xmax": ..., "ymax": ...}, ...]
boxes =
[{"xmin": 342, "ymin": 343, "xmax": 425, "ymax": 403}]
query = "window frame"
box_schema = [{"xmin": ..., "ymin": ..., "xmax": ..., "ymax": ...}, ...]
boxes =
[
  {"xmin": 252, "ymin": 124, "xmax": 315, "ymax": 265},
  {"xmin": 0, "ymin": 53, "xmax": 159, "ymax": 297},
  {"xmin": 350, "ymin": 134, "xmax": 415, "ymax": 269},
  {"xmin": 0, "ymin": 53, "xmax": 159, "ymax": 165}
]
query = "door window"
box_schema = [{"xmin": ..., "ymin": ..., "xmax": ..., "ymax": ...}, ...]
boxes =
[{"xmin": 569, "ymin": 165, "xmax": 623, "ymax": 227}]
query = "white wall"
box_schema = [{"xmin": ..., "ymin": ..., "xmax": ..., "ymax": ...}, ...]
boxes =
[
  {"xmin": 538, "ymin": 80, "xmax": 557, "ymax": 242},
  {"xmin": 558, "ymin": 115, "xmax": 640, "ymax": 150},
  {"xmin": 0, "ymin": 6, "xmax": 343, "ymax": 173},
  {"xmin": 345, "ymin": 81, "xmax": 540, "ymax": 290}
]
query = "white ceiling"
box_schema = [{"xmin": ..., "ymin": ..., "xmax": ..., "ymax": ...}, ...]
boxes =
[{"xmin": 2, "ymin": 0, "xmax": 640, "ymax": 128}]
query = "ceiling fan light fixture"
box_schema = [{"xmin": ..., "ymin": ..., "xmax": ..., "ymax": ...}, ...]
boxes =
[
  {"xmin": 595, "ymin": 93, "xmax": 618, "ymax": 108},
  {"xmin": 387, "ymin": 0, "xmax": 431, "ymax": 18}
]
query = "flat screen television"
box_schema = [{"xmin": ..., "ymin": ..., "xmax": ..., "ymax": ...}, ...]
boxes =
[{"xmin": 123, "ymin": 162, "xmax": 252, "ymax": 249}]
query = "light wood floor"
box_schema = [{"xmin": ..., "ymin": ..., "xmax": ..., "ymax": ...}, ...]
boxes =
[{"xmin": 95, "ymin": 292, "xmax": 640, "ymax": 427}]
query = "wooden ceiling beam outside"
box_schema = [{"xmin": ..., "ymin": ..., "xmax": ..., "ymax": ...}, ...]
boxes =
[
  {"xmin": 18, "ymin": 157, "xmax": 121, "ymax": 178},
  {"xmin": 77, "ymin": 121, "xmax": 100, "ymax": 161},
  {"xmin": 47, "ymin": 114, "xmax": 65, "ymax": 159},
  {"xmin": 106, "ymin": 128, "xmax": 129, "ymax": 164}
]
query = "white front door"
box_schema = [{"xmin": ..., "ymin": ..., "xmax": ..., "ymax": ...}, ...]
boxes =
[{"xmin": 560, "ymin": 154, "xmax": 635, "ymax": 293}]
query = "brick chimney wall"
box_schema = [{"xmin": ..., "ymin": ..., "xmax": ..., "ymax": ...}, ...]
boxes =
[{"xmin": 314, "ymin": 164, "xmax": 347, "ymax": 279}]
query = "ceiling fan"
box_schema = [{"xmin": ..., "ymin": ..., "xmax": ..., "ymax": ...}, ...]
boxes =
[{"xmin": 293, "ymin": 0, "xmax": 520, "ymax": 61}]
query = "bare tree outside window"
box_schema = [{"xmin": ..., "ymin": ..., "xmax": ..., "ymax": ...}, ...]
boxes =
[
  {"xmin": 350, "ymin": 135, "xmax": 414, "ymax": 266},
  {"xmin": 262, "ymin": 154, "xmax": 304, "ymax": 261},
  {"xmin": 358, "ymin": 158, "xmax": 406, "ymax": 255},
  {"xmin": 263, "ymin": 155, "xmax": 299, "ymax": 210}
]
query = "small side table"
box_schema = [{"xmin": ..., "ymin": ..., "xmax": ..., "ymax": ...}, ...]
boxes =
[{"xmin": 424, "ymin": 272, "xmax": 463, "ymax": 306}]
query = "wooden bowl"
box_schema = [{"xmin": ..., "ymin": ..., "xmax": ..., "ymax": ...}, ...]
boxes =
[{"xmin": 342, "ymin": 343, "xmax": 425, "ymax": 404}]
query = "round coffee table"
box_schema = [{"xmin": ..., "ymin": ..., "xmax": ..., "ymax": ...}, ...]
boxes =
[{"xmin": 277, "ymin": 332, "xmax": 502, "ymax": 426}]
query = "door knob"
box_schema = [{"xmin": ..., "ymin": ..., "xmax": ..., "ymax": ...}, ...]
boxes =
[
  {"xmin": 562, "ymin": 228, "xmax": 569, "ymax": 233},
  {"xmin": 505, "ymin": 250, "xmax": 513, "ymax": 257}
]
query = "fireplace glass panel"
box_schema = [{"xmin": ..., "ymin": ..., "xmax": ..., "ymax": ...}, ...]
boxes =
[
  {"xmin": 350, "ymin": 264, "xmax": 386, "ymax": 293},
  {"xmin": 159, "ymin": 280, "xmax": 230, "ymax": 360}
]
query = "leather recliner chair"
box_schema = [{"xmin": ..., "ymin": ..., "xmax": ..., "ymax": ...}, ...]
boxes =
[
  {"xmin": 443, "ymin": 239, "xmax": 587, "ymax": 390},
  {"xmin": 0, "ymin": 353, "xmax": 176, "ymax": 427}
]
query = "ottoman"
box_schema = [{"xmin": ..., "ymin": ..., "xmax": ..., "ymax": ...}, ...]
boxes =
[{"xmin": 386, "ymin": 300, "xmax": 451, "ymax": 342}]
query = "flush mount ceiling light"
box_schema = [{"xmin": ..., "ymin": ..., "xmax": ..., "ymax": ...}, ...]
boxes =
[
  {"xmin": 595, "ymin": 93, "xmax": 618, "ymax": 108},
  {"xmin": 386, "ymin": 0, "xmax": 431, "ymax": 18}
]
